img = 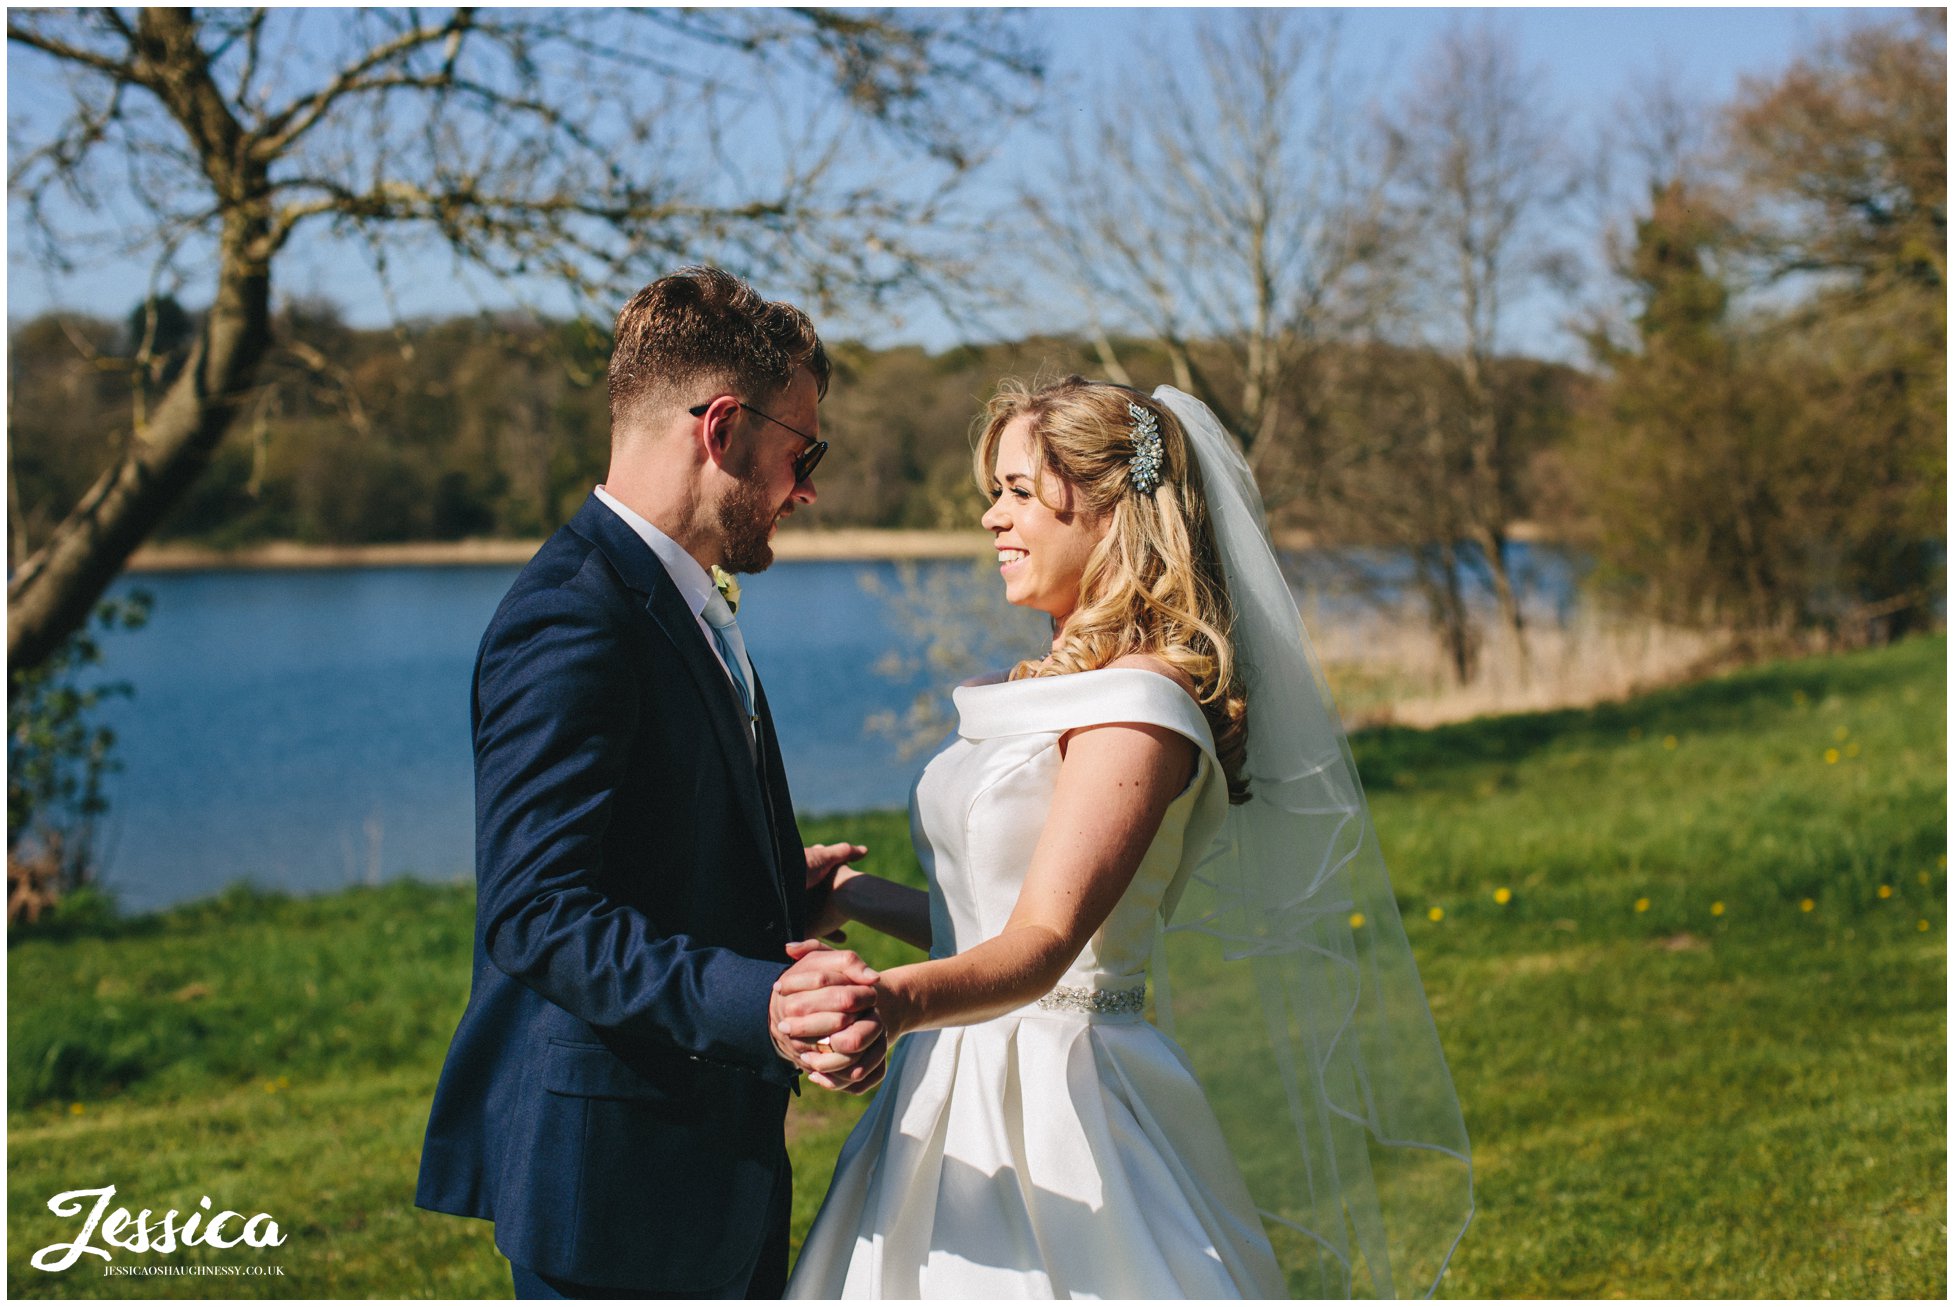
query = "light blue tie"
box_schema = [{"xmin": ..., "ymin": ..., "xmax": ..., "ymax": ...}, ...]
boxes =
[{"xmin": 701, "ymin": 589, "xmax": 757, "ymax": 726}]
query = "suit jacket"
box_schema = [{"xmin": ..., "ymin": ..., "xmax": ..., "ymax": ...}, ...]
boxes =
[{"xmin": 415, "ymin": 494, "xmax": 808, "ymax": 1291}]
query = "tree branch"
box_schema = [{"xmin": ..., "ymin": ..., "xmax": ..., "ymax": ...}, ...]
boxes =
[
  {"xmin": 6, "ymin": 20, "xmax": 136, "ymax": 79},
  {"xmin": 256, "ymin": 8, "xmax": 478, "ymax": 153}
]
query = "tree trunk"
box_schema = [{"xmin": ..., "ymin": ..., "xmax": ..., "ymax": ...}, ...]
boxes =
[
  {"xmin": 9, "ymin": 9, "xmax": 275, "ymax": 674},
  {"xmin": 1458, "ymin": 343, "xmax": 1529, "ymax": 674},
  {"xmin": 1415, "ymin": 540, "xmax": 1478, "ymax": 684},
  {"xmin": 7, "ymin": 215, "xmax": 271, "ymax": 671},
  {"xmin": 1469, "ymin": 521, "xmax": 1530, "ymax": 677}
]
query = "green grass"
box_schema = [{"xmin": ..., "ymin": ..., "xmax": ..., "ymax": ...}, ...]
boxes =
[{"xmin": 9, "ymin": 637, "xmax": 1944, "ymax": 1297}]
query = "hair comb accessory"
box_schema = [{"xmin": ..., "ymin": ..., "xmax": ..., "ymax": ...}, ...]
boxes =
[{"xmin": 1127, "ymin": 401, "xmax": 1163, "ymax": 494}]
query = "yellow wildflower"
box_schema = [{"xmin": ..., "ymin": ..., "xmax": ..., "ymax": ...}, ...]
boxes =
[
  {"xmin": 1494, "ymin": 887, "xmax": 1513, "ymax": 905},
  {"xmin": 1844, "ymin": 742, "xmax": 1861, "ymax": 758},
  {"xmin": 1921, "ymin": 871, "xmax": 1934, "ymax": 886},
  {"xmin": 1427, "ymin": 906, "xmax": 1444, "ymax": 923},
  {"xmin": 1833, "ymin": 725, "xmax": 1850, "ymax": 742},
  {"xmin": 1348, "ymin": 912, "xmax": 1366, "ymax": 929},
  {"xmin": 1710, "ymin": 901, "xmax": 1725, "ymax": 917},
  {"xmin": 1799, "ymin": 898, "xmax": 1815, "ymax": 913},
  {"xmin": 1824, "ymin": 749, "xmax": 1840, "ymax": 765},
  {"xmin": 1662, "ymin": 735, "xmax": 1678, "ymax": 750},
  {"xmin": 68, "ymin": 1103, "xmax": 84, "ymax": 1116},
  {"xmin": 1877, "ymin": 885, "xmax": 1893, "ymax": 900},
  {"xmin": 1633, "ymin": 897, "xmax": 1650, "ymax": 913},
  {"xmin": 1918, "ymin": 919, "xmax": 1931, "ymax": 933}
]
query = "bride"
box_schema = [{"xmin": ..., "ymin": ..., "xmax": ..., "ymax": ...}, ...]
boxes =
[{"xmin": 781, "ymin": 378, "xmax": 1472, "ymax": 1299}]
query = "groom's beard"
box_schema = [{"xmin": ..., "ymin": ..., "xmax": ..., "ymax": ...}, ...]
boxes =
[{"xmin": 718, "ymin": 474, "xmax": 780, "ymax": 575}]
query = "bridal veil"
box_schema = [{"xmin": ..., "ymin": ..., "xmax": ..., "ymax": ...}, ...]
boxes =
[{"xmin": 1147, "ymin": 386, "xmax": 1474, "ymax": 1298}]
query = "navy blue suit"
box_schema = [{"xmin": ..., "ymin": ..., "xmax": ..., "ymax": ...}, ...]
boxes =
[{"xmin": 416, "ymin": 494, "xmax": 807, "ymax": 1294}]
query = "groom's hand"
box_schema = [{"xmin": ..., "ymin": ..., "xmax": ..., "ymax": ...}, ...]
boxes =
[
  {"xmin": 771, "ymin": 940, "xmax": 884, "ymax": 1090},
  {"xmin": 804, "ymin": 843, "xmax": 866, "ymax": 942},
  {"xmin": 804, "ymin": 842, "xmax": 866, "ymax": 889}
]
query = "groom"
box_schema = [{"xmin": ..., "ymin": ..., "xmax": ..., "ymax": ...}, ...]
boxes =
[{"xmin": 416, "ymin": 267, "xmax": 886, "ymax": 1298}]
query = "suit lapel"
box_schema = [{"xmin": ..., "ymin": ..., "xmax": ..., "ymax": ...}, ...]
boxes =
[
  {"xmin": 750, "ymin": 672, "xmax": 803, "ymax": 938},
  {"xmin": 570, "ymin": 496, "xmax": 787, "ymax": 909}
]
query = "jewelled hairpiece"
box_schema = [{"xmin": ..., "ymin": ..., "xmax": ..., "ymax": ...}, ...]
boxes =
[{"xmin": 1126, "ymin": 401, "xmax": 1163, "ymax": 495}]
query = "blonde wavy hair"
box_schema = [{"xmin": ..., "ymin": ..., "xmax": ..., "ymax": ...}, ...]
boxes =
[{"xmin": 975, "ymin": 375, "xmax": 1250, "ymax": 803}]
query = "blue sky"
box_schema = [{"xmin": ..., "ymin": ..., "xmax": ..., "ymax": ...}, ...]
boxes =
[
  {"xmin": 917, "ymin": 6, "xmax": 1872, "ymax": 359},
  {"xmin": 6, "ymin": 7, "xmax": 1897, "ymax": 360}
]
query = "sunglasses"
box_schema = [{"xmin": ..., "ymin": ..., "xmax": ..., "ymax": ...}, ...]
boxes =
[{"xmin": 689, "ymin": 399, "xmax": 828, "ymax": 484}]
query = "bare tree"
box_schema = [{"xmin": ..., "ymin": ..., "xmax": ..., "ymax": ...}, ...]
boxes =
[
  {"xmin": 6, "ymin": 7, "xmax": 1040, "ymax": 672},
  {"xmin": 1018, "ymin": 9, "xmax": 1572, "ymax": 687},
  {"xmin": 1020, "ymin": 9, "xmax": 1396, "ymax": 498},
  {"xmin": 1385, "ymin": 18, "xmax": 1577, "ymax": 672},
  {"xmin": 1325, "ymin": 347, "xmax": 1486, "ymax": 683}
]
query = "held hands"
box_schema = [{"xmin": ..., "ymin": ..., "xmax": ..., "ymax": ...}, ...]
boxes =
[{"xmin": 770, "ymin": 939, "xmax": 888, "ymax": 1095}]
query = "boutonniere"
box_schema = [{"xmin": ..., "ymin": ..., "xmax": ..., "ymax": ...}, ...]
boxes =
[{"xmin": 710, "ymin": 565, "xmax": 741, "ymax": 615}]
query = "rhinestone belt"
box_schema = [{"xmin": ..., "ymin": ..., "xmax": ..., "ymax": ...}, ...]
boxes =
[{"xmin": 1035, "ymin": 983, "xmax": 1146, "ymax": 1015}]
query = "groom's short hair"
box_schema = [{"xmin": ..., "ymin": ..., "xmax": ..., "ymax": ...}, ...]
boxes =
[{"xmin": 608, "ymin": 266, "xmax": 830, "ymax": 435}]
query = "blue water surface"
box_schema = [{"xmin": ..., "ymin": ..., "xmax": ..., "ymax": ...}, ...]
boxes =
[
  {"xmin": 89, "ymin": 560, "xmax": 1045, "ymax": 909},
  {"xmin": 90, "ymin": 545, "xmax": 1580, "ymax": 910}
]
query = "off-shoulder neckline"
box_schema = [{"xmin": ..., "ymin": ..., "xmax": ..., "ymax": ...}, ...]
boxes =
[
  {"xmin": 950, "ymin": 667, "xmax": 1215, "ymax": 751},
  {"xmin": 954, "ymin": 664, "xmax": 1199, "ymax": 704}
]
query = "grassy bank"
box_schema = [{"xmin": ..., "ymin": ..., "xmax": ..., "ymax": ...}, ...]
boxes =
[{"xmin": 9, "ymin": 638, "xmax": 1944, "ymax": 1297}]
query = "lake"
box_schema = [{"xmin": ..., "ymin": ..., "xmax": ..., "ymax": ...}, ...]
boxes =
[{"xmin": 86, "ymin": 546, "xmax": 1582, "ymax": 910}]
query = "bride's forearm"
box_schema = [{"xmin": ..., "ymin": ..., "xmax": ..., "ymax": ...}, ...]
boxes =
[
  {"xmin": 833, "ymin": 872, "xmax": 932, "ymax": 952},
  {"xmin": 877, "ymin": 925, "xmax": 1073, "ymax": 1038},
  {"xmin": 867, "ymin": 720, "xmax": 1194, "ymax": 1041}
]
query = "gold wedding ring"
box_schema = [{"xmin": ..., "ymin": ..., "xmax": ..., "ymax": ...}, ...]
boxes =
[{"xmin": 814, "ymin": 1038, "xmax": 834, "ymax": 1054}]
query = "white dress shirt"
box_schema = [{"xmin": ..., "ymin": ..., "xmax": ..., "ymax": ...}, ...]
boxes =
[{"xmin": 593, "ymin": 485, "xmax": 755, "ymax": 739}]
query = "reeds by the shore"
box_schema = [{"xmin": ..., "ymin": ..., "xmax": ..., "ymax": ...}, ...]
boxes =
[{"xmin": 1312, "ymin": 607, "xmax": 1736, "ymax": 729}]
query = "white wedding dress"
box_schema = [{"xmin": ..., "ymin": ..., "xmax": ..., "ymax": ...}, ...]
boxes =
[{"xmin": 787, "ymin": 668, "xmax": 1284, "ymax": 1299}]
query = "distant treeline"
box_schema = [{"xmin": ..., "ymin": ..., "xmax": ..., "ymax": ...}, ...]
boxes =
[
  {"xmin": 5, "ymin": 9, "xmax": 1941, "ymax": 666},
  {"xmin": 5, "ymin": 305, "xmax": 1585, "ymax": 550}
]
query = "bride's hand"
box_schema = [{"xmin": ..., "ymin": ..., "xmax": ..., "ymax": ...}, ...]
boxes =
[{"xmin": 804, "ymin": 1020, "xmax": 887, "ymax": 1095}]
